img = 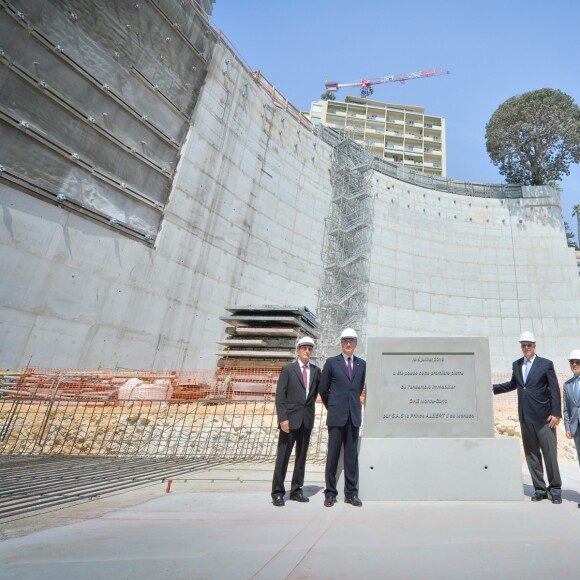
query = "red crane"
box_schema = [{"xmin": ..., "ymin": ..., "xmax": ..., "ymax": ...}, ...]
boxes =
[{"xmin": 325, "ymin": 69, "xmax": 450, "ymax": 98}]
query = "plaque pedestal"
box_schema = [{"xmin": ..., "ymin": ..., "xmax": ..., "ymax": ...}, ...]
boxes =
[{"xmin": 358, "ymin": 437, "xmax": 522, "ymax": 500}]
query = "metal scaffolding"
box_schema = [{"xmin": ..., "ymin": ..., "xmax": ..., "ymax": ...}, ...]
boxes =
[{"xmin": 318, "ymin": 133, "xmax": 375, "ymax": 359}]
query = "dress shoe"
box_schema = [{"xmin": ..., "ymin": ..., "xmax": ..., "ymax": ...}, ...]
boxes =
[
  {"xmin": 345, "ymin": 496, "xmax": 363, "ymax": 507},
  {"xmin": 531, "ymin": 492, "xmax": 548, "ymax": 502},
  {"xmin": 272, "ymin": 495, "xmax": 285, "ymax": 507},
  {"xmin": 551, "ymin": 497, "xmax": 562, "ymax": 504},
  {"xmin": 289, "ymin": 493, "xmax": 309, "ymax": 503},
  {"xmin": 324, "ymin": 495, "xmax": 337, "ymax": 507}
]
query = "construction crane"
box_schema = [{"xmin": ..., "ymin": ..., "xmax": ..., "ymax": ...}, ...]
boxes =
[{"xmin": 324, "ymin": 69, "xmax": 450, "ymax": 98}]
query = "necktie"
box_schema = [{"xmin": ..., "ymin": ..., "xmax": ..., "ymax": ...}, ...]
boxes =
[
  {"xmin": 302, "ymin": 364, "xmax": 308, "ymax": 397},
  {"xmin": 523, "ymin": 359, "xmax": 530, "ymax": 383},
  {"xmin": 574, "ymin": 377, "xmax": 580, "ymax": 402},
  {"xmin": 347, "ymin": 357, "xmax": 353, "ymax": 380}
]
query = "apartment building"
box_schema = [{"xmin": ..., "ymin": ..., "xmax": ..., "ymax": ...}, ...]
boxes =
[{"xmin": 309, "ymin": 95, "xmax": 446, "ymax": 176}]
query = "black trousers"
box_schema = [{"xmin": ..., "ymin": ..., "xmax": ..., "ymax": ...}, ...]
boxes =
[
  {"xmin": 521, "ymin": 421, "xmax": 561, "ymax": 497},
  {"xmin": 325, "ymin": 418, "xmax": 360, "ymax": 499},
  {"xmin": 271, "ymin": 424, "xmax": 311, "ymax": 497}
]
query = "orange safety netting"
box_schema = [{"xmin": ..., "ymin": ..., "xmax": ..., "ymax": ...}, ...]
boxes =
[
  {"xmin": 0, "ymin": 367, "xmax": 284, "ymax": 403},
  {"xmin": 1, "ymin": 369, "xmax": 571, "ymax": 406}
]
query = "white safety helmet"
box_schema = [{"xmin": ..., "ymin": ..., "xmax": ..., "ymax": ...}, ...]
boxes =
[
  {"xmin": 296, "ymin": 336, "xmax": 315, "ymax": 348},
  {"xmin": 340, "ymin": 328, "xmax": 358, "ymax": 340},
  {"xmin": 568, "ymin": 349, "xmax": 580, "ymax": 360},
  {"xmin": 519, "ymin": 331, "xmax": 536, "ymax": 343}
]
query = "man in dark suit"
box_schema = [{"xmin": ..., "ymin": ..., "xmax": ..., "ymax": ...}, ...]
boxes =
[
  {"xmin": 563, "ymin": 349, "xmax": 580, "ymax": 506},
  {"xmin": 493, "ymin": 331, "xmax": 562, "ymax": 503},
  {"xmin": 319, "ymin": 328, "xmax": 366, "ymax": 507},
  {"xmin": 271, "ymin": 336, "xmax": 321, "ymax": 507}
]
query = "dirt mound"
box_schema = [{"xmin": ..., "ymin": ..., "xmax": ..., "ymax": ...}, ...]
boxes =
[{"xmin": 494, "ymin": 408, "xmax": 579, "ymax": 462}]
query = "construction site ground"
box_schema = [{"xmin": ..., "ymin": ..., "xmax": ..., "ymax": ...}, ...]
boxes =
[{"xmin": 2, "ymin": 458, "xmax": 580, "ymax": 579}]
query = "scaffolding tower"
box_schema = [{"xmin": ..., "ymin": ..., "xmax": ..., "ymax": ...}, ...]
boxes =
[{"xmin": 318, "ymin": 132, "xmax": 375, "ymax": 360}]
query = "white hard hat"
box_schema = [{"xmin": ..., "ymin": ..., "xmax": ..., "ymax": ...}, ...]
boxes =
[
  {"xmin": 568, "ymin": 350, "xmax": 580, "ymax": 360},
  {"xmin": 519, "ymin": 331, "xmax": 536, "ymax": 343},
  {"xmin": 340, "ymin": 328, "xmax": 358, "ymax": 340},
  {"xmin": 296, "ymin": 336, "xmax": 315, "ymax": 347}
]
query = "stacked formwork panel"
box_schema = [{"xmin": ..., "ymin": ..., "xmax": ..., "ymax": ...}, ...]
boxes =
[
  {"xmin": 217, "ymin": 305, "xmax": 320, "ymax": 368},
  {"xmin": 215, "ymin": 305, "xmax": 320, "ymax": 401},
  {"xmin": 318, "ymin": 137, "xmax": 374, "ymax": 360}
]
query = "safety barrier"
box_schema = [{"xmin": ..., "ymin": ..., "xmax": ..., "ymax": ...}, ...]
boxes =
[
  {"xmin": 0, "ymin": 368, "xmax": 325, "ymax": 459},
  {"xmin": 0, "ymin": 369, "xmax": 570, "ymax": 457}
]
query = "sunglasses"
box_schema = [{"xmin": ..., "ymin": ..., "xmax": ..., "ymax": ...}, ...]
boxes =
[
  {"xmin": 520, "ymin": 343, "xmax": 535, "ymax": 348},
  {"xmin": 570, "ymin": 360, "xmax": 580, "ymax": 365}
]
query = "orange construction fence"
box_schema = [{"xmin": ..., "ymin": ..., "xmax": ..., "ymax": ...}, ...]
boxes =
[{"xmin": 0, "ymin": 368, "xmax": 572, "ymax": 406}]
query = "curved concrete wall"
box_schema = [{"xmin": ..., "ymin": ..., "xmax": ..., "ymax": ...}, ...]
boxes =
[
  {"xmin": 1, "ymin": 4, "xmax": 578, "ymax": 374},
  {"xmin": 367, "ymin": 176, "xmax": 580, "ymax": 371}
]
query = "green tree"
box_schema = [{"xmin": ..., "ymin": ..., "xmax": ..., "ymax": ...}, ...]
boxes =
[
  {"xmin": 485, "ymin": 88, "xmax": 580, "ymax": 185},
  {"xmin": 573, "ymin": 204, "xmax": 580, "ymax": 248},
  {"xmin": 321, "ymin": 90, "xmax": 336, "ymax": 101},
  {"xmin": 564, "ymin": 220, "xmax": 576, "ymax": 248}
]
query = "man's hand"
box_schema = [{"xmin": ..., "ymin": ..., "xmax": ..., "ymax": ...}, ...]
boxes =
[
  {"xmin": 547, "ymin": 415, "xmax": 560, "ymax": 428},
  {"xmin": 566, "ymin": 430, "xmax": 573, "ymax": 439},
  {"xmin": 280, "ymin": 420, "xmax": 290, "ymax": 433}
]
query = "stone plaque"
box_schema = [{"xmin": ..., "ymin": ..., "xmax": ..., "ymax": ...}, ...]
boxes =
[
  {"xmin": 363, "ymin": 337, "xmax": 494, "ymax": 438},
  {"xmin": 380, "ymin": 352, "xmax": 476, "ymax": 422}
]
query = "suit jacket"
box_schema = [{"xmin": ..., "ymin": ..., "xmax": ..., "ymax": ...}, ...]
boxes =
[
  {"xmin": 319, "ymin": 354, "xmax": 366, "ymax": 428},
  {"xmin": 275, "ymin": 360, "xmax": 321, "ymax": 430},
  {"xmin": 493, "ymin": 355, "xmax": 561, "ymax": 424},
  {"xmin": 563, "ymin": 375, "xmax": 580, "ymax": 436}
]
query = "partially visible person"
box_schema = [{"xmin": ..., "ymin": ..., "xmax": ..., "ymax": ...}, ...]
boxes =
[
  {"xmin": 271, "ymin": 336, "xmax": 321, "ymax": 507},
  {"xmin": 319, "ymin": 328, "xmax": 366, "ymax": 508},
  {"xmin": 563, "ymin": 349, "xmax": 580, "ymax": 507},
  {"xmin": 493, "ymin": 331, "xmax": 562, "ymax": 503}
]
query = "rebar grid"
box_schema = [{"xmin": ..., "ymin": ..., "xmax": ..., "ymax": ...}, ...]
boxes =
[
  {"xmin": 2, "ymin": 369, "xmax": 571, "ymax": 463},
  {"xmin": 0, "ymin": 455, "xmax": 237, "ymax": 522},
  {"xmin": 0, "ymin": 398, "xmax": 330, "ymax": 461}
]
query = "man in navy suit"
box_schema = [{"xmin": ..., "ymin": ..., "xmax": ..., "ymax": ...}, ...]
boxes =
[
  {"xmin": 271, "ymin": 336, "xmax": 321, "ymax": 506},
  {"xmin": 563, "ymin": 349, "xmax": 580, "ymax": 506},
  {"xmin": 320, "ymin": 328, "xmax": 366, "ymax": 507},
  {"xmin": 493, "ymin": 331, "xmax": 562, "ymax": 503}
]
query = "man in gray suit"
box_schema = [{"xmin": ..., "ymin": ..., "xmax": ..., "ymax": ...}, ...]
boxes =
[
  {"xmin": 563, "ymin": 349, "xmax": 580, "ymax": 507},
  {"xmin": 271, "ymin": 336, "xmax": 321, "ymax": 506},
  {"xmin": 493, "ymin": 331, "xmax": 562, "ymax": 503}
]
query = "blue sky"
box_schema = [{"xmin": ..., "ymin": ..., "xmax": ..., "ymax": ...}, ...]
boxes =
[{"xmin": 212, "ymin": 0, "xmax": 580, "ymax": 241}]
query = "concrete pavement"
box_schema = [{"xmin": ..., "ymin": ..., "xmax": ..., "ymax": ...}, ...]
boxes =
[{"xmin": 2, "ymin": 461, "xmax": 580, "ymax": 579}]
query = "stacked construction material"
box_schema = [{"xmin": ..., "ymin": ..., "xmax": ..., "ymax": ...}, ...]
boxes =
[{"xmin": 217, "ymin": 305, "xmax": 320, "ymax": 369}]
